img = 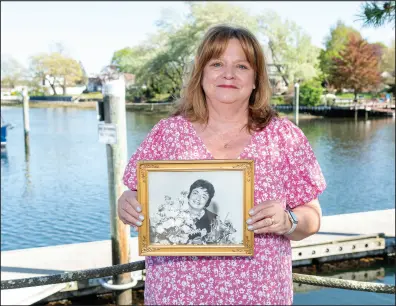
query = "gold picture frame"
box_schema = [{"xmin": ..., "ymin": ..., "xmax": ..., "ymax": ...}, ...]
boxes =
[{"xmin": 137, "ymin": 160, "xmax": 254, "ymax": 257}]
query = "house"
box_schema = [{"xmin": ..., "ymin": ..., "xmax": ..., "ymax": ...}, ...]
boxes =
[
  {"xmin": 124, "ymin": 73, "xmax": 135, "ymax": 88},
  {"xmin": 40, "ymin": 75, "xmax": 86, "ymax": 95},
  {"xmin": 86, "ymin": 73, "xmax": 135, "ymax": 93},
  {"xmin": 86, "ymin": 77, "xmax": 102, "ymax": 92}
]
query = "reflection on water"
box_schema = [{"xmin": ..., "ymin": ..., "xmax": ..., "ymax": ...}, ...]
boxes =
[
  {"xmin": 294, "ymin": 265, "xmax": 395, "ymax": 305},
  {"xmin": 1, "ymin": 148, "xmax": 9, "ymax": 167},
  {"xmin": 0, "ymin": 107, "xmax": 394, "ymax": 252},
  {"xmin": 298, "ymin": 117, "xmax": 395, "ymax": 216}
]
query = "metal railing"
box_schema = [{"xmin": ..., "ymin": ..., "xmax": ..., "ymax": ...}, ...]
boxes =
[{"xmin": 1, "ymin": 260, "xmax": 395, "ymax": 294}]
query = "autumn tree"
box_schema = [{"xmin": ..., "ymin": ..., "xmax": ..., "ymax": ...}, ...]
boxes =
[
  {"xmin": 29, "ymin": 52, "xmax": 84, "ymax": 95},
  {"xmin": 319, "ymin": 21, "xmax": 362, "ymax": 79},
  {"xmin": 329, "ymin": 34, "xmax": 382, "ymax": 100}
]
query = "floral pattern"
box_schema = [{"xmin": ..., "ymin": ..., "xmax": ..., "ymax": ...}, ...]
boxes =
[
  {"xmin": 150, "ymin": 192, "xmax": 239, "ymax": 245},
  {"xmin": 123, "ymin": 115, "xmax": 326, "ymax": 305}
]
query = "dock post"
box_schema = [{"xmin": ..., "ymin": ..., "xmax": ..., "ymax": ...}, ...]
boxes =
[
  {"xmin": 101, "ymin": 67, "xmax": 132, "ymax": 305},
  {"xmin": 294, "ymin": 82, "xmax": 300, "ymax": 125},
  {"xmin": 22, "ymin": 88, "xmax": 30, "ymax": 156}
]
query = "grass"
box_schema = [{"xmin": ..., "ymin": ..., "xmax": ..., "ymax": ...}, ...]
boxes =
[
  {"xmin": 72, "ymin": 92, "xmax": 103, "ymax": 100},
  {"xmin": 335, "ymin": 93, "xmax": 377, "ymax": 99}
]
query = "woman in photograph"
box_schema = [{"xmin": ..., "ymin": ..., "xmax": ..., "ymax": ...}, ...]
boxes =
[
  {"xmin": 186, "ymin": 179, "xmax": 218, "ymax": 242},
  {"xmin": 118, "ymin": 24, "xmax": 326, "ymax": 305}
]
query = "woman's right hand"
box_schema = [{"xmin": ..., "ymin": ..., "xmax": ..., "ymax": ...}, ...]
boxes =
[{"xmin": 117, "ymin": 190, "xmax": 145, "ymax": 231}]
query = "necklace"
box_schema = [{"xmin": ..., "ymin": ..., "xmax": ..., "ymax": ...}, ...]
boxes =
[{"xmin": 206, "ymin": 123, "xmax": 247, "ymax": 149}]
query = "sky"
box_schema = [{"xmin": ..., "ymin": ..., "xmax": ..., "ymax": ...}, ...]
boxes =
[{"xmin": 1, "ymin": 1, "xmax": 395, "ymax": 75}]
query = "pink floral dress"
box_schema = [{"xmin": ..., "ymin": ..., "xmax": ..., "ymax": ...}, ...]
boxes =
[{"xmin": 123, "ymin": 115, "xmax": 326, "ymax": 305}]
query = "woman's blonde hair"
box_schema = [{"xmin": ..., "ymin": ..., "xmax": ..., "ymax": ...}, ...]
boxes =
[{"xmin": 173, "ymin": 24, "xmax": 278, "ymax": 131}]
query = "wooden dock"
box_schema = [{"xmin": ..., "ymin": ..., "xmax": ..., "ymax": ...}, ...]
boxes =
[
  {"xmin": 273, "ymin": 103, "xmax": 395, "ymax": 118},
  {"xmin": 1, "ymin": 209, "xmax": 395, "ymax": 305}
]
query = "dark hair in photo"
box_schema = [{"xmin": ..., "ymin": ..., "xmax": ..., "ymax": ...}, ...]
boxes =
[{"xmin": 187, "ymin": 179, "xmax": 215, "ymax": 208}]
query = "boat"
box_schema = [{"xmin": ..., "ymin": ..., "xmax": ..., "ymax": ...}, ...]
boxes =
[{"xmin": 1, "ymin": 116, "xmax": 13, "ymax": 149}]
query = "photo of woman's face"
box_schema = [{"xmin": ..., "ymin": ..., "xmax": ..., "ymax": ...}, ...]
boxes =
[{"xmin": 188, "ymin": 187, "xmax": 209, "ymax": 211}]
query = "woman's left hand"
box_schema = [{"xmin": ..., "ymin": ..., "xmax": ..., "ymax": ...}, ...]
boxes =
[{"xmin": 246, "ymin": 200, "xmax": 292, "ymax": 235}]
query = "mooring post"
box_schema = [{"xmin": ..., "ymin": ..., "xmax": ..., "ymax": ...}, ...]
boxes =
[
  {"xmin": 294, "ymin": 82, "xmax": 300, "ymax": 126},
  {"xmin": 22, "ymin": 88, "xmax": 30, "ymax": 156},
  {"xmin": 101, "ymin": 68, "xmax": 132, "ymax": 305}
]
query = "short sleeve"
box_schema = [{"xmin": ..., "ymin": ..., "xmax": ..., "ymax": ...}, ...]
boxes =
[
  {"xmin": 279, "ymin": 118, "xmax": 326, "ymax": 209},
  {"xmin": 122, "ymin": 119, "xmax": 166, "ymax": 190}
]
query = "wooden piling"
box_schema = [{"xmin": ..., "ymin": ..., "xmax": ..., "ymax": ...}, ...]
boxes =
[
  {"xmin": 22, "ymin": 88, "xmax": 30, "ymax": 155},
  {"xmin": 294, "ymin": 83, "xmax": 300, "ymax": 126},
  {"xmin": 102, "ymin": 71, "xmax": 132, "ymax": 305}
]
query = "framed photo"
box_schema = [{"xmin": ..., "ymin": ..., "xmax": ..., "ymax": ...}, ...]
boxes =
[{"xmin": 137, "ymin": 160, "xmax": 254, "ymax": 256}]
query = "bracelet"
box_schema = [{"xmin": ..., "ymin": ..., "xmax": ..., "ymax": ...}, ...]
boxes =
[{"xmin": 284, "ymin": 210, "xmax": 298, "ymax": 235}]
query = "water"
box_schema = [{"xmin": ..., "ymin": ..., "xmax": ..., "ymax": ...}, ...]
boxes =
[
  {"xmin": 1, "ymin": 106, "xmax": 395, "ymax": 304},
  {"xmin": 293, "ymin": 266, "xmax": 395, "ymax": 305}
]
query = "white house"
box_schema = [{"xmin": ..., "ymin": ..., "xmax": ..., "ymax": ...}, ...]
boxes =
[{"xmin": 40, "ymin": 76, "xmax": 86, "ymax": 95}]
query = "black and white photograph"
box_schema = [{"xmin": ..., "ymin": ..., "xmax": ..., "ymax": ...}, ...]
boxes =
[
  {"xmin": 137, "ymin": 160, "xmax": 254, "ymax": 256},
  {"xmin": 148, "ymin": 171, "xmax": 244, "ymax": 246}
]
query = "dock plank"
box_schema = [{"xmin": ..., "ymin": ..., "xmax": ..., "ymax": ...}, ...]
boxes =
[
  {"xmin": 1, "ymin": 209, "xmax": 394, "ymax": 305},
  {"xmin": 291, "ymin": 209, "xmax": 395, "ymax": 248}
]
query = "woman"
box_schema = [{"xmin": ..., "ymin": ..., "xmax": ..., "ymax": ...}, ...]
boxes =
[
  {"xmin": 118, "ymin": 24, "xmax": 326, "ymax": 305},
  {"xmin": 186, "ymin": 179, "xmax": 218, "ymax": 242}
]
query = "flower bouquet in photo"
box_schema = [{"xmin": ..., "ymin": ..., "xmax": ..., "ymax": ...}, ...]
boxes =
[{"xmin": 150, "ymin": 192, "xmax": 239, "ymax": 245}]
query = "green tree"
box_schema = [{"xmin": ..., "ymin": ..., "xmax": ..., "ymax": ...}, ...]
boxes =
[
  {"xmin": 112, "ymin": 2, "xmax": 258, "ymax": 101},
  {"xmin": 1, "ymin": 56, "xmax": 27, "ymax": 88},
  {"xmin": 29, "ymin": 52, "xmax": 84, "ymax": 95},
  {"xmin": 299, "ymin": 80, "xmax": 324, "ymax": 106},
  {"xmin": 319, "ymin": 21, "xmax": 362, "ymax": 78},
  {"xmin": 380, "ymin": 39, "xmax": 395, "ymax": 72},
  {"xmin": 257, "ymin": 11, "xmax": 320, "ymax": 86},
  {"xmin": 380, "ymin": 40, "xmax": 396, "ymax": 94},
  {"xmin": 358, "ymin": 1, "xmax": 395, "ymax": 28}
]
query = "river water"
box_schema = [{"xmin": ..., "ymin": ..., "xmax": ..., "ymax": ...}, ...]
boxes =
[{"xmin": 1, "ymin": 106, "xmax": 395, "ymax": 304}]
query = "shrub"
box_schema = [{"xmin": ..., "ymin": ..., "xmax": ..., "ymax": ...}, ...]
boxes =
[
  {"xmin": 270, "ymin": 96, "xmax": 285, "ymax": 105},
  {"xmin": 28, "ymin": 87, "xmax": 48, "ymax": 96},
  {"xmin": 299, "ymin": 81, "xmax": 323, "ymax": 106}
]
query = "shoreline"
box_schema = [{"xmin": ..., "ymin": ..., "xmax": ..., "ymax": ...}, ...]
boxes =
[{"xmin": 0, "ymin": 100, "xmax": 321, "ymax": 119}]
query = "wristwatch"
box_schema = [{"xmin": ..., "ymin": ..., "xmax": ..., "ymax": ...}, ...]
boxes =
[{"xmin": 284, "ymin": 208, "xmax": 298, "ymax": 235}]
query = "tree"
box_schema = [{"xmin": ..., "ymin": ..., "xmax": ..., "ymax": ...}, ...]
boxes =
[
  {"xmin": 380, "ymin": 39, "xmax": 395, "ymax": 73},
  {"xmin": 77, "ymin": 61, "xmax": 88, "ymax": 86},
  {"xmin": 29, "ymin": 52, "xmax": 84, "ymax": 95},
  {"xmin": 319, "ymin": 21, "xmax": 362, "ymax": 78},
  {"xmin": 112, "ymin": 2, "xmax": 258, "ymax": 101},
  {"xmin": 257, "ymin": 11, "xmax": 320, "ymax": 87},
  {"xmin": 329, "ymin": 34, "xmax": 382, "ymax": 100},
  {"xmin": 1, "ymin": 56, "xmax": 27, "ymax": 88},
  {"xmin": 299, "ymin": 80, "xmax": 324, "ymax": 106},
  {"xmin": 358, "ymin": 1, "xmax": 395, "ymax": 28}
]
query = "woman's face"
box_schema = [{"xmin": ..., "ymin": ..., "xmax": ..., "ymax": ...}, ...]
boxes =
[
  {"xmin": 188, "ymin": 187, "xmax": 209, "ymax": 212},
  {"xmin": 201, "ymin": 38, "xmax": 255, "ymax": 106}
]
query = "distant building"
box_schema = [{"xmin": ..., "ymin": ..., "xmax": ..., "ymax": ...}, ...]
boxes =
[
  {"xmin": 86, "ymin": 77, "xmax": 102, "ymax": 92},
  {"xmin": 124, "ymin": 73, "xmax": 135, "ymax": 88},
  {"xmin": 86, "ymin": 73, "xmax": 135, "ymax": 93}
]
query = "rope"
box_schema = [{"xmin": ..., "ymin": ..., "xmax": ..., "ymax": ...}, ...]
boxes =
[
  {"xmin": 292, "ymin": 273, "xmax": 394, "ymax": 294},
  {"xmin": 1, "ymin": 261, "xmax": 395, "ymax": 294}
]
